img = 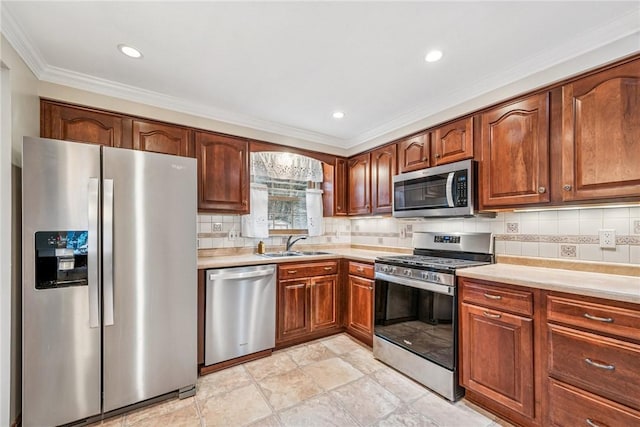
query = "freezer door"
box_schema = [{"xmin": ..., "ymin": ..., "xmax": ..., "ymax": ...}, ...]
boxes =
[
  {"xmin": 102, "ymin": 147, "xmax": 197, "ymax": 412},
  {"xmin": 22, "ymin": 137, "xmax": 102, "ymax": 426}
]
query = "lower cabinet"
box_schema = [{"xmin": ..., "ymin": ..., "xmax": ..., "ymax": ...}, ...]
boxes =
[
  {"xmin": 346, "ymin": 261, "xmax": 374, "ymax": 346},
  {"xmin": 276, "ymin": 260, "xmax": 340, "ymax": 347}
]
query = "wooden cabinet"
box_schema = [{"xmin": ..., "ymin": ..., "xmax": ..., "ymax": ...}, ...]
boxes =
[
  {"xmin": 132, "ymin": 119, "xmax": 192, "ymax": 157},
  {"xmin": 194, "ymin": 131, "xmax": 249, "ymax": 213},
  {"xmin": 41, "ymin": 100, "xmax": 131, "ymax": 148},
  {"xmin": 370, "ymin": 144, "xmax": 396, "ymax": 215},
  {"xmin": 480, "ymin": 93, "xmax": 550, "ymax": 208},
  {"xmin": 276, "ymin": 261, "xmax": 341, "ymax": 347},
  {"xmin": 561, "ymin": 58, "xmax": 640, "ymax": 202},
  {"xmin": 347, "ymin": 152, "xmax": 371, "ymax": 215},
  {"xmin": 432, "ymin": 116, "xmax": 474, "ymax": 166},
  {"xmin": 546, "ymin": 293, "xmax": 640, "ymax": 425},
  {"xmin": 345, "ymin": 261, "xmax": 374, "ymax": 346},
  {"xmin": 459, "ymin": 278, "xmax": 539, "ymax": 426},
  {"xmin": 334, "ymin": 158, "xmax": 348, "ymax": 216},
  {"xmin": 398, "ymin": 132, "xmax": 430, "ymax": 173}
]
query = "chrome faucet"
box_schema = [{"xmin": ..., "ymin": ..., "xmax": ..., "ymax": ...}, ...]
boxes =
[{"xmin": 286, "ymin": 235, "xmax": 308, "ymax": 252}]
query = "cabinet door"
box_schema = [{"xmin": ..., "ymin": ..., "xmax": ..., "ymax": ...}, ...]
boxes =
[
  {"xmin": 41, "ymin": 101, "xmax": 129, "ymax": 148},
  {"xmin": 310, "ymin": 276, "xmax": 338, "ymax": 331},
  {"xmin": 432, "ymin": 117, "xmax": 474, "ymax": 166},
  {"xmin": 460, "ymin": 303, "xmax": 535, "ymax": 418},
  {"xmin": 195, "ymin": 131, "xmax": 249, "ymax": 213},
  {"xmin": 561, "ymin": 59, "xmax": 640, "ymax": 201},
  {"xmin": 277, "ymin": 280, "xmax": 309, "ymax": 342},
  {"xmin": 398, "ymin": 132, "xmax": 430, "ymax": 173},
  {"xmin": 348, "ymin": 152, "xmax": 371, "ymax": 215},
  {"xmin": 347, "ymin": 275, "xmax": 373, "ymax": 338},
  {"xmin": 334, "ymin": 158, "xmax": 348, "ymax": 216},
  {"xmin": 480, "ymin": 93, "xmax": 550, "ymax": 208},
  {"xmin": 371, "ymin": 144, "xmax": 397, "ymax": 214},
  {"xmin": 132, "ymin": 120, "xmax": 191, "ymax": 157}
]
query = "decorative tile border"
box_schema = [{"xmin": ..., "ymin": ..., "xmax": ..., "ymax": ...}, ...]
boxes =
[{"xmin": 494, "ymin": 234, "xmax": 640, "ymax": 245}]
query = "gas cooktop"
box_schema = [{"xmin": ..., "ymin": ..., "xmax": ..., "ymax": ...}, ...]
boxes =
[{"xmin": 375, "ymin": 255, "xmax": 490, "ymax": 271}]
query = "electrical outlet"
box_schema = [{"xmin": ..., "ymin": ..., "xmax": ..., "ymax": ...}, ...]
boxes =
[
  {"xmin": 213, "ymin": 222, "xmax": 222, "ymax": 232},
  {"xmin": 598, "ymin": 229, "xmax": 616, "ymax": 249}
]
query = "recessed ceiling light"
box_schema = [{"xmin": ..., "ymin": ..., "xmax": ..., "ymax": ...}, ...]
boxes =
[
  {"xmin": 332, "ymin": 111, "xmax": 345, "ymax": 119},
  {"xmin": 118, "ymin": 44, "xmax": 143, "ymax": 59},
  {"xmin": 425, "ymin": 50, "xmax": 443, "ymax": 63}
]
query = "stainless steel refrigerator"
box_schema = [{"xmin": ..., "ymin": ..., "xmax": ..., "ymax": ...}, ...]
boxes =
[{"xmin": 22, "ymin": 137, "xmax": 197, "ymax": 426}]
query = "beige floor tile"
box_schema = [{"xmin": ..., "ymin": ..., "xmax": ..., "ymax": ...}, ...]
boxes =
[
  {"xmin": 244, "ymin": 352, "xmax": 298, "ymax": 381},
  {"xmin": 278, "ymin": 394, "xmax": 359, "ymax": 427},
  {"xmin": 200, "ymin": 383, "xmax": 272, "ymax": 427},
  {"xmin": 124, "ymin": 396, "xmax": 196, "ymax": 426},
  {"xmin": 330, "ymin": 376, "xmax": 401, "ymax": 425},
  {"xmin": 370, "ymin": 367, "xmax": 428, "ymax": 402},
  {"xmin": 411, "ymin": 393, "xmax": 494, "ymax": 427},
  {"xmin": 301, "ymin": 357, "xmax": 363, "ymax": 390},
  {"xmin": 87, "ymin": 414, "xmax": 124, "ymax": 427},
  {"xmin": 126, "ymin": 403, "xmax": 200, "ymax": 427},
  {"xmin": 196, "ymin": 364, "xmax": 253, "ymax": 401},
  {"xmin": 287, "ymin": 342, "xmax": 337, "ymax": 366},
  {"xmin": 258, "ymin": 368, "xmax": 323, "ymax": 411},
  {"xmin": 340, "ymin": 347, "xmax": 386, "ymax": 374},
  {"xmin": 489, "ymin": 417, "xmax": 517, "ymax": 427},
  {"xmin": 321, "ymin": 334, "xmax": 366, "ymax": 355},
  {"xmin": 247, "ymin": 414, "xmax": 282, "ymax": 427},
  {"xmin": 373, "ymin": 405, "xmax": 438, "ymax": 427}
]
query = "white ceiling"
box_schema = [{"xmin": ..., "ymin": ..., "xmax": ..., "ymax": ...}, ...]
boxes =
[{"xmin": 3, "ymin": 1, "xmax": 640, "ymax": 150}]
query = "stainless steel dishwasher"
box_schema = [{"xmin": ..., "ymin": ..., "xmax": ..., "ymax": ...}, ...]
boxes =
[{"xmin": 205, "ymin": 264, "xmax": 276, "ymax": 365}]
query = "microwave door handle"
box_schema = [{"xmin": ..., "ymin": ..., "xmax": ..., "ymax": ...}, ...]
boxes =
[
  {"xmin": 87, "ymin": 178, "xmax": 100, "ymax": 328},
  {"xmin": 103, "ymin": 179, "xmax": 115, "ymax": 326},
  {"xmin": 446, "ymin": 172, "xmax": 455, "ymax": 207}
]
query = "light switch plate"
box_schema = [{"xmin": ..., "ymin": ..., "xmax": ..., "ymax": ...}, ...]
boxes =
[{"xmin": 598, "ymin": 229, "xmax": 616, "ymax": 249}]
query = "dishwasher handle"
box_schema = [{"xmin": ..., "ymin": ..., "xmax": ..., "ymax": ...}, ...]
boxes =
[{"xmin": 209, "ymin": 267, "xmax": 275, "ymax": 281}]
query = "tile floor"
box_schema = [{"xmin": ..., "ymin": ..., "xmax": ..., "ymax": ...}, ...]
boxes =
[{"xmin": 91, "ymin": 334, "xmax": 513, "ymax": 427}]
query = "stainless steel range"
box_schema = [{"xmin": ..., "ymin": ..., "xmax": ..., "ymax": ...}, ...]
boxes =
[{"xmin": 373, "ymin": 231, "xmax": 493, "ymax": 401}]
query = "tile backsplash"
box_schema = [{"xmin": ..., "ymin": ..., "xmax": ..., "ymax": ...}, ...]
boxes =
[{"xmin": 198, "ymin": 206, "xmax": 640, "ymax": 265}]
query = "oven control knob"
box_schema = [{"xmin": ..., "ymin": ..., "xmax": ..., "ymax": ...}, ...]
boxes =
[
  {"xmin": 382, "ymin": 266, "xmax": 389, "ymax": 273},
  {"xmin": 421, "ymin": 272, "xmax": 429, "ymax": 280},
  {"xmin": 433, "ymin": 275, "xmax": 441, "ymax": 282},
  {"xmin": 403, "ymin": 269, "xmax": 412, "ymax": 277}
]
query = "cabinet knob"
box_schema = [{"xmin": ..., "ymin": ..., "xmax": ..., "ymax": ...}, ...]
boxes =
[
  {"xmin": 422, "ymin": 157, "xmax": 429, "ymax": 162},
  {"xmin": 563, "ymin": 184, "xmax": 572, "ymax": 191},
  {"xmin": 434, "ymin": 154, "xmax": 441, "ymax": 159},
  {"xmin": 537, "ymin": 186, "xmax": 546, "ymax": 194},
  {"xmin": 242, "ymin": 200, "xmax": 248, "ymax": 206}
]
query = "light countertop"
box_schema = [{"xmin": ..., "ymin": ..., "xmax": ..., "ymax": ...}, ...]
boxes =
[{"xmin": 457, "ymin": 263, "xmax": 640, "ymax": 304}]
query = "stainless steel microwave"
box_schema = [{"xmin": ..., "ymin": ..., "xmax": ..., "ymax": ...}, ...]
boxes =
[{"xmin": 392, "ymin": 159, "xmax": 478, "ymax": 218}]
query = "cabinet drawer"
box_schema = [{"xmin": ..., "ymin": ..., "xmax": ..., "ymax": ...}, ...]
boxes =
[
  {"xmin": 348, "ymin": 261, "xmax": 374, "ymax": 279},
  {"xmin": 549, "ymin": 379, "xmax": 640, "ymax": 427},
  {"xmin": 279, "ymin": 261, "xmax": 338, "ymax": 280},
  {"xmin": 549, "ymin": 324, "xmax": 640, "ymax": 410},
  {"xmin": 547, "ymin": 295, "xmax": 640, "ymax": 342},
  {"xmin": 460, "ymin": 279, "xmax": 533, "ymax": 317}
]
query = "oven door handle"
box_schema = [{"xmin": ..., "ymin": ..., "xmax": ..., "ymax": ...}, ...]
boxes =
[{"xmin": 375, "ymin": 272, "xmax": 455, "ymax": 296}]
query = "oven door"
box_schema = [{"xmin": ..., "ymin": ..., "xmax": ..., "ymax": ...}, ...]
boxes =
[{"xmin": 374, "ymin": 274, "xmax": 457, "ymax": 370}]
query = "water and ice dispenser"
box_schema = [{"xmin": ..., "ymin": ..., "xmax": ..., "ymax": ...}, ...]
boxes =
[{"xmin": 34, "ymin": 230, "xmax": 89, "ymax": 289}]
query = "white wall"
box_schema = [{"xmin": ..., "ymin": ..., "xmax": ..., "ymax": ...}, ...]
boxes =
[{"xmin": 1, "ymin": 33, "xmax": 40, "ymax": 426}]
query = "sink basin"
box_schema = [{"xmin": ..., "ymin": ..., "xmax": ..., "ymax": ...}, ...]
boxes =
[
  {"xmin": 261, "ymin": 251, "xmax": 332, "ymax": 257},
  {"xmin": 297, "ymin": 251, "xmax": 332, "ymax": 256}
]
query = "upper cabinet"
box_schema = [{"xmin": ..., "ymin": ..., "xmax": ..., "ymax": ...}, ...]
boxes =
[
  {"xmin": 334, "ymin": 158, "xmax": 348, "ymax": 216},
  {"xmin": 398, "ymin": 132, "xmax": 430, "ymax": 173},
  {"xmin": 371, "ymin": 144, "xmax": 397, "ymax": 215},
  {"xmin": 561, "ymin": 58, "xmax": 640, "ymax": 202},
  {"xmin": 432, "ymin": 116, "xmax": 474, "ymax": 166},
  {"xmin": 480, "ymin": 93, "xmax": 550, "ymax": 209},
  {"xmin": 347, "ymin": 152, "xmax": 371, "ymax": 215},
  {"xmin": 132, "ymin": 119, "xmax": 192, "ymax": 157},
  {"xmin": 195, "ymin": 131, "xmax": 249, "ymax": 213},
  {"xmin": 41, "ymin": 100, "xmax": 131, "ymax": 148}
]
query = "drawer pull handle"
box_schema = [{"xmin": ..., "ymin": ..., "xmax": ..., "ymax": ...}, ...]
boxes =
[
  {"xmin": 324, "ymin": 267, "xmax": 333, "ymax": 271},
  {"xmin": 583, "ymin": 313, "xmax": 613, "ymax": 323},
  {"xmin": 483, "ymin": 311, "xmax": 501, "ymax": 319},
  {"xmin": 585, "ymin": 358, "xmax": 615, "ymax": 371},
  {"xmin": 483, "ymin": 293, "xmax": 502, "ymax": 300},
  {"xmin": 357, "ymin": 267, "xmax": 364, "ymax": 272},
  {"xmin": 586, "ymin": 418, "xmax": 606, "ymax": 427},
  {"xmin": 287, "ymin": 270, "xmax": 297, "ymax": 274}
]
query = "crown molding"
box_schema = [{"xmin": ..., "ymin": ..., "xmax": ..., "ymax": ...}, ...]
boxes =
[
  {"xmin": 0, "ymin": 2, "xmax": 46, "ymax": 77},
  {"xmin": 349, "ymin": 8, "xmax": 640, "ymax": 147}
]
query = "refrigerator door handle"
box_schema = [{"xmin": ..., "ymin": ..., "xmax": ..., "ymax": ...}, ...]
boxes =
[
  {"xmin": 104, "ymin": 178, "xmax": 115, "ymax": 326},
  {"xmin": 88, "ymin": 178, "xmax": 100, "ymax": 328}
]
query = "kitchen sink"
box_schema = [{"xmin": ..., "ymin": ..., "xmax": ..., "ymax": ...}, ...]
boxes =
[{"xmin": 261, "ymin": 251, "xmax": 332, "ymax": 257}]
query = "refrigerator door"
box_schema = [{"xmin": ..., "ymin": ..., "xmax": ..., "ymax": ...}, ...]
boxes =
[
  {"xmin": 102, "ymin": 147, "xmax": 197, "ymax": 412},
  {"xmin": 22, "ymin": 137, "xmax": 102, "ymax": 426}
]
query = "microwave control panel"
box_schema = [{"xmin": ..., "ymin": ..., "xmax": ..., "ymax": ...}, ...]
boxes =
[{"xmin": 454, "ymin": 171, "xmax": 468, "ymax": 206}]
